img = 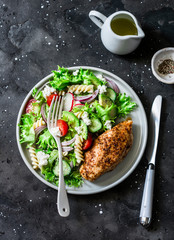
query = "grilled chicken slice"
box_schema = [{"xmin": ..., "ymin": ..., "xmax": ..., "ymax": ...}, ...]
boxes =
[{"xmin": 80, "ymin": 120, "xmax": 133, "ymax": 181}]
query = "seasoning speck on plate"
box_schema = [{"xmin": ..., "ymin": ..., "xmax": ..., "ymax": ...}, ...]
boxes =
[{"xmin": 158, "ymin": 59, "xmax": 174, "ymax": 74}]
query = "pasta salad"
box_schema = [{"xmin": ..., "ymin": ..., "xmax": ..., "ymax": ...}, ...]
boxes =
[{"xmin": 19, "ymin": 66, "xmax": 137, "ymax": 187}]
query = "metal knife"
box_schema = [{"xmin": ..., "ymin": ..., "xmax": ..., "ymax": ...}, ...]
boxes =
[{"xmin": 139, "ymin": 95, "xmax": 162, "ymax": 227}]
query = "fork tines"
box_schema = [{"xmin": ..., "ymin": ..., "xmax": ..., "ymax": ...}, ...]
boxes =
[{"xmin": 47, "ymin": 92, "xmax": 64, "ymax": 130}]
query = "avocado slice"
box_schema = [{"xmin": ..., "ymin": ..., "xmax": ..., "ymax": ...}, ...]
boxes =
[
  {"xmin": 99, "ymin": 94, "xmax": 113, "ymax": 108},
  {"xmin": 109, "ymin": 105, "xmax": 117, "ymax": 119},
  {"xmin": 90, "ymin": 78, "xmax": 103, "ymax": 88},
  {"xmin": 80, "ymin": 120, "xmax": 88, "ymax": 140},
  {"xmin": 62, "ymin": 111, "xmax": 80, "ymax": 128}
]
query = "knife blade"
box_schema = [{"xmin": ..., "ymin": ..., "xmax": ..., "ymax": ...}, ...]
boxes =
[
  {"xmin": 146, "ymin": 95, "xmax": 162, "ymax": 165},
  {"xmin": 139, "ymin": 95, "xmax": 162, "ymax": 227}
]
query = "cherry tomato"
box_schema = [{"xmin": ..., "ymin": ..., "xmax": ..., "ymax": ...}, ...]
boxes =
[
  {"xmin": 47, "ymin": 94, "xmax": 58, "ymax": 106},
  {"xmin": 25, "ymin": 99, "xmax": 37, "ymax": 113},
  {"xmin": 83, "ymin": 133, "xmax": 93, "ymax": 150},
  {"xmin": 57, "ymin": 120, "xmax": 69, "ymax": 136}
]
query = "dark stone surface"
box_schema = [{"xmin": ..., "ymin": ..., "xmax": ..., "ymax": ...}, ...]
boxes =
[{"xmin": 0, "ymin": 0, "xmax": 174, "ymax": 239}]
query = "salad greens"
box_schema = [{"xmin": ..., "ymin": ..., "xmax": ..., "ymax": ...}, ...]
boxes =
[
  {"xmin": 37, "ymin": 129, "xmax": 57, "ymax": 150},
  {"xmin": 19, "ymin": 66, "xmax": 137, "ymax": 188},
  {"xmin": 50, "ymin": 66, "xmax": 105, "ymax": 90},
  {"xmin": 19, "ymin": 113, "xmax": 35, "ymax": 145},
  {"xmin": 115, "ymin": 93, "xmax": 137, "ymax": 118}
]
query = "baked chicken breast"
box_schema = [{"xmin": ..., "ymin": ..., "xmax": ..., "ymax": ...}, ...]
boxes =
[{"xmin": 80, "ymin": 120, "xmax": 133, "ymax": 181}]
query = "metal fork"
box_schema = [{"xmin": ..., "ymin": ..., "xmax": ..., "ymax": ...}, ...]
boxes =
[{"xmin": 47, "ymin": 94, "xmax": 70, "ymax": 217}]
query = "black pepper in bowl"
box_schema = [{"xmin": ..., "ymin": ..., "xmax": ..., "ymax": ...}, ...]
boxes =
[{"xmin": 158, "ymin": 59, "xmax": 174, "ymax": 74}]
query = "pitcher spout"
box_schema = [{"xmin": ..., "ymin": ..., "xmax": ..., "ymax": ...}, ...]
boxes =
[
  {"xmin": 137, "ymin": 26, "xmax": 145, "ymax": 38},
  {"xmin": 130, "ymin": 26, "xmax": 145, "ymax": 39}
]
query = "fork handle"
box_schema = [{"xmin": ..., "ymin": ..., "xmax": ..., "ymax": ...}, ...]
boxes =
[{"xmin": 56, "ymin": 138, "xmax": 70, "ymax": 217}]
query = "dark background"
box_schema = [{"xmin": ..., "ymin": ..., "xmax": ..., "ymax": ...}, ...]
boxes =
[{"xmin": 0, "ymin": 0, "xmax": 174, "ymax": 239}]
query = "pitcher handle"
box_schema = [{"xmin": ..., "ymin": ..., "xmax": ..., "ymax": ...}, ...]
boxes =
[{"xmin": 89, "ymin": 10, "xmax": 107, "ymax": 29}]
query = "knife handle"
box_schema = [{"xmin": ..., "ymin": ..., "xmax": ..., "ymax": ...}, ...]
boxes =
[{"xmin": 139, "ymin": 164, "xmax": 155, "ymax": 227}]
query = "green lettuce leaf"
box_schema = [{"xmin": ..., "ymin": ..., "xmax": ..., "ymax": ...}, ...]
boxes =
[
  {"xmin": 115, "ymin": 93, "xmax": 137, "ymax": 118},
  {"xmin": 48, "ymin": 149, "xmax": 58, "ymax": 167},
  {"xmin": 63, "ymin": 152, "xmax": 77, "ymax": 167},
  {"xmin": 42, "ymin": 164, "xmax": 83, "ymax": 187},
  {"xmin": 42, "ymin": 167, "xmax": 58, "ymax": 184},
  {"xmin": 32, "ymin": 88, "xmax": 46, "ymax": 102},
  {"xmin": 72, "ymin": 102, "xmax": 97, "ymax": 120},
  {"xmin": 49, "ymin": 66, "xmax": 106, "ymax": 91},
  {"xmin": 36, "ymin": 129, "xmax": 57, "ymax": 150},
  {"xmin": 79, "ymin": 69, "xmax": 106, "ymax": 87},
  {"xmin": 94, "ymin": 101, "xmax": 117, "ymax": 118},
  {"xmin": 50, "ymin": 66, "xmax": 83, "ymax": 90},
  {"xmin": 64, "ymin": 169, "xmax": 83, "ymax": 187},
  {"xmin": 19, "ymin": 113, "xmax": 35, "ymax": 145},
  {"xmin": 32, "ymin": 88, "xmax": 37, "ymax": 97}
]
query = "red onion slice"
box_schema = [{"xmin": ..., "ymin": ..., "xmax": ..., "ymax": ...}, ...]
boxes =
[
  {"xmin": 62, "ymin": 146, "xmax": 73, "ymax": 152},
  {"xmin": 70, "ymin": 161, "xmax": 74, "ymax": 168},
  {"xmin": 61, "ymin": 136, "xmax": 76, "ymax": 146},
  {"xmin": 74, "ymin": 88, "xmax": 99, "ymax": 103},
  {"xmin": 74, "ymin": 94, "xmax": 93, "ymax": 101},
  {"xmin": 74, "ymin": 89, "xmax": 99, "ymax": 103},
  {"xmin": 104, "ymin": 76, "xmax": 120, "ymax": 93},
  {"xmin": 41, "ymin": 103, "xmax": 47, "ymax": 123},
  {"xmin": 82, "ymin": 89, "xmax": 99, "ymax": 103},
  {"xmin": 35, "ymin": 125, "xmax": 47, "ymax": 138}
]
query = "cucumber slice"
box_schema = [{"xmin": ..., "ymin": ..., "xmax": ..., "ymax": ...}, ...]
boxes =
[
  {"xmin": 88, "ymin": 117, "xmax": 102, "ymax": 133},
  {"xmin": 99, "ymin": 94, "xmax": 113, "ymax": 108},
  {"xmin": 53, "ymin": 160, "xmax": 71, "ymax": 176},
  {"xmin": 106, "ymin": 87, "xmax": 117, "ymax": 102},
  {"xmin": 80, "ymin": 120, "xmax": 88, "ymax": 140},
  {"xmin": 63, "ymin": 111, "xmax": 80, "ymax": 128}
]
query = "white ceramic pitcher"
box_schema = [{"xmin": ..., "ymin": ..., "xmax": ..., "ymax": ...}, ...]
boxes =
[{"xmin": 89, "ymin": 10, "xmax": 145, "ymax": 55}]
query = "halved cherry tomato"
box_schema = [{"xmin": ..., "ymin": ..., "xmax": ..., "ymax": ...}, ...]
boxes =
[
  {"xmin": 83, "ymin": 133, "xmax": 93, "ymax": 150},
  {"xmin": 57, "ymin": 120, "xmax": 69, "ymax": 136},
  {"xmin": 26, "ymin": 99, "xmax": 37, "ymax": 113},
  {"xmin": 47, "ymin": 94, "xmax": 58, "ymax": 106}
]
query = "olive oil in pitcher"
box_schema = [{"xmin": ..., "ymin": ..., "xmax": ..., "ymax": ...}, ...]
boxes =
[{"xmin": 111, "ymin": 18, "xmax": 138, "ymax": 36}]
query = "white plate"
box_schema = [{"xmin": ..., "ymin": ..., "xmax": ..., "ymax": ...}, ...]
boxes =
[{"xmin": 16, "ymin": 66, "xmax": 148, "ymax": 195}]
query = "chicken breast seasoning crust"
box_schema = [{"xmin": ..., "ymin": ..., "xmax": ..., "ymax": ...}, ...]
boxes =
[{"xmin": 80, "ymin": 120, "xmax": 133, "ymax": 181}]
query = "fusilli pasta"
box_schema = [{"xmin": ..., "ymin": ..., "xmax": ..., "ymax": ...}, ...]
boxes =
[
  {"xmin": 74, "ymin": 111, "xmax": 84, "ymax": 119},
  {"xmin": 58, "ymin": 90, "xmax": 65, "ymax": 96},
  {"xmin": 33, "ymin": 118, "xmax": 46, "ymax": 129},
  {"xmin": 62, "ymin": 151, "xmax": 68, "ymax": 156},
  {"xmin": 74, "ymin": 135, "xmax": 84, "ymax": 165},
  {"xmin": 68, "ymin": 85, "xmax": 94, "ymax": 94},
  {"xmin": 29, "ymin": 146, "xmax": 39, "ymax": 170}
]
